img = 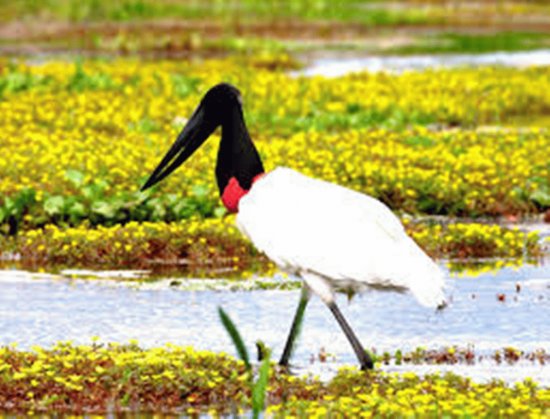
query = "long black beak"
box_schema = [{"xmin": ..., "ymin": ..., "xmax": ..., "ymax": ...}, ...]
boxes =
[{"xmin": 141, "ymin": 104, "xmax": 216, "ymax": 191}]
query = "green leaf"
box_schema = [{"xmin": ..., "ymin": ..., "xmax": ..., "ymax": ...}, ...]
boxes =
[
  {"xmin": 91, "ymin": 201, "xmax": 116, "ymax": 219},
  {"xmin": 131, "ymin": 117, "xmax": 158, "ymax": 134},
  {"xmin": 165, "ymin": 193, "xmax": 181, "ymax": 206},
  {"xmin": 404, "ymin": 135, "xmax": 435, "ymax": 148},
  {"xmin": 44, "ymin": 196, "xmax": 65, "ymax": 216},
  {"xmin": 82, "ymin": 180, "xmax": 108, "ymax": 200},
  {"xmin": 147, "ymin": 197, "xmax": 166, "ymax": 220},
  {"xmin": 175, "ymin": 197, "xmax": 200, "ymax": 219},
  {"xmin": 4, "ymin": 197, "xmax": 14, "ymax": 213},
  {"xmin": 171, "ymin": 74, "xmax": 199, "ymax": 98},
  {"xmin": 214, "ymin": 206, "xmax": 227, "ymax": 218},
  {"xmin": 218, "ymin": 307, "xmax": 250, "ymax": 371},
  {"xmin": 531, "ymin": 189, "xmax": 550, "ymax": 207},
  {"xmin": 191, "ymin": 184, "xmax": 210, "ymax": 198},
  {"xmin": 68, "ymin": 201, "xmax": 86, "ymax": 217},
  {"xmin": 346, "ymin": 103, "xmax": 361, "ymax": 114},
  {"xmin": 65, "ymin": 169, "xmax": 85, "ymax": 188},
  {"xmin": 14, "ymin": 188, "xmax": 36, "ymax": 207},
  {"xmin": 82, "ymin": 185, "xmax": 96, "ymax": 200},
  {"xmin": 252, "ymin": 355, "xmax": 270, "ymax": 418},
  {"xmin": 120, "ymin": 392, "xmax": 130, "ymax": 407},
  {"xmin": 135, "ymin": 190, "xmax": 151, "ymax": 203}
]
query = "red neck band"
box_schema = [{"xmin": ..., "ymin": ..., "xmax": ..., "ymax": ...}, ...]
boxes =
[{"xmin": 221, "ymin": 173, "xmax": 265, "ymax": 213}]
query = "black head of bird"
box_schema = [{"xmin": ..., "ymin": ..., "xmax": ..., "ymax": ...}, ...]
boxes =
[{"xmin": 141, "ymin": 83, "xmax": 264, "ymax": 213}]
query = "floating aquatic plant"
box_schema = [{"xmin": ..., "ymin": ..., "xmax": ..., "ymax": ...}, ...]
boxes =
[
  {"xmin": 1, "ymin": 220, "xmax": 541, "ymax": 278},
  {"xmin": 0, "ymin": 341, "xmax": 547, "ymax": 415},
  {"xmin": 2, "ymin": 59, "xmax": 550, "ymax": 234}
]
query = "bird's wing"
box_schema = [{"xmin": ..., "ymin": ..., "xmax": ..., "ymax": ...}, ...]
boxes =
[{"xmin": 237, "ymin": 167, "xmax": 445, "ymax": 307}]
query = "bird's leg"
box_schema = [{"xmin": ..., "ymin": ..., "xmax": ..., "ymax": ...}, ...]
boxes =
[
  {"xmin": 279, "ymin": 287, "xmax": 309, "ymax": 368},
  {"xmin": 327, "ymin": 301, "xmax": 373, "ymax": 370}
]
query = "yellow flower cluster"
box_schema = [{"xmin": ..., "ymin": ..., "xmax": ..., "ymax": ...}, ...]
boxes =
[
  {"xmin": 4, "ymin": 219, "xmax": 539, "ymax": 277},
  {"xmin": 261, "ymin": 127, "xmax": 550, "ymax": 215},
  {"xmin": 1, "ymin": 57, "xmax": 550, "ymax": 230},
  {"xmin": 1, "ymin": 342, "xmax": 547, "ymax": 416},
  {"xmin": 409, "ymin": 221, "xmax": 541, "ymax": 259},
  {"xmin": 268, "ymin": 368, "xmax": 549, "ymax": 418},
  {"xmin": 0, "ymin": 340, "xmax": 248, "ymax": 414},
  {"xmin": 6, "ymin": 55, "xmax": 550, "ymax": 130},
  {"xmin": 13, "ymin": 218, "xmax": 274, "ymax": 277}
]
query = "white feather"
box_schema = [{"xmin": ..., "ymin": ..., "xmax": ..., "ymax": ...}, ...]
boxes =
[{"xmin": 237, "ymin": 167, "xmax": 446, "ymax": 308}]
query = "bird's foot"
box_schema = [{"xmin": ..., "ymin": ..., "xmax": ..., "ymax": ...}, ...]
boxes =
[
  {"xmin": 277, "ymin": 361, "xmax": 304, "ymax": 376},
  {"xmin": 360, "ymin": 362, "xmax": 374, "ymax": 372}
]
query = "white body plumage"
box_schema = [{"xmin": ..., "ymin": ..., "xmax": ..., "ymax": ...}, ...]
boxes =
[{"xmin": 238, "ymin": 167, "xmax": 446, "ymax": 308}]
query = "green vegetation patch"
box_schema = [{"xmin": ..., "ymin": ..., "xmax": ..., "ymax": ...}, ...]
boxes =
[
  {"xmin": 4, "ymin": 1, "xmax": 550, "ymax": 57},
  {"xmin": 2, "ymin": 58, "xmax": 550, "ymax": 231},
  {"xmin": 391, "ymin": 32, "xmax": 550, "ymax": 55},
  {"xmin": 0, "ymin": 220, "xmax": 542, "ymax": 277},
  {"xmin": 1, "ymin": 0, "xmax": 438, "ymax": 25},
  {"xmin": 0, "ymin": 342, "xmax": 547, "ymax": 415}
]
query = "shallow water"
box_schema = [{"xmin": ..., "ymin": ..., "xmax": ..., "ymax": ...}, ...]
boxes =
[
  {"xmin": 0, "ymin": 262, "xmax": 548, "ymax": 384},
  {"xmin": 296, "ymin": 49, "xmax": 550, "ymax": 77}
]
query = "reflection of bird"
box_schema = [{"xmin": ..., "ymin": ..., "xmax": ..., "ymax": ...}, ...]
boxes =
[{"xmin": 141, "ymin": 83, "xmax": 446, "ymax": 370}]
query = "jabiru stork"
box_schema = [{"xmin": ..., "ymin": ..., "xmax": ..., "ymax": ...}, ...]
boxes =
[{"xmin": 141, "ymin": 83, "xmax": 446, "ymax": 370}]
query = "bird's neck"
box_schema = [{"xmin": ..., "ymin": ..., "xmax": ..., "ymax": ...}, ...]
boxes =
[{"xmin": 216, "ymin": 106, "xmax": 264, "ymax": 213}]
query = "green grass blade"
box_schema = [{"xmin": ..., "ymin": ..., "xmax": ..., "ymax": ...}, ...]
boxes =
[
  {"xmin": 218, "ymin": 306, "xmax": 250, "ymax": 370},
  {"xmin": 252, "ymin": 355, "xmax": 270, "ymax": 418}
]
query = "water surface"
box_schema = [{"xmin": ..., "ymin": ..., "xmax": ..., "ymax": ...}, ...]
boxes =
[
  {"xmin": 0, "ymin": 262, "xmax": 548, "ymax": 384},
  {"xmin": 297, "ymin": 49, "xmax": 550, "ymax": 77}
]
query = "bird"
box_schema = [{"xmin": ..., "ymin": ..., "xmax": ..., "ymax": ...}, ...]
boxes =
[{"xmin": 141, "ymin": 83, "xmax": 446, "ymax": 370}]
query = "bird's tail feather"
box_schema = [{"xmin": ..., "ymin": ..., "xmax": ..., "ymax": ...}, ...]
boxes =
[{"xmin": 409, "ymin": 263, "xmax": 447, "ymax": 309}]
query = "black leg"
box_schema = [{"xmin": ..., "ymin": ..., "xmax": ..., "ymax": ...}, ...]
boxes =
[
  {"xmin": 328, "ymin": 301, "xmax": 373, "ymax": 370},
  {"xmin": 279, "ymin": 288, "xmax": 309, "ymax": 368}
]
